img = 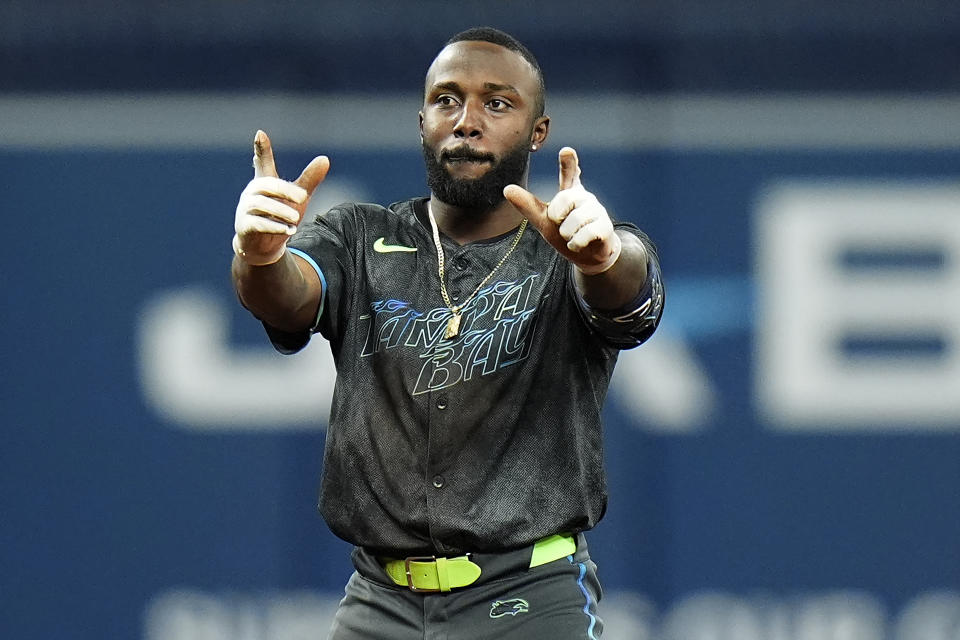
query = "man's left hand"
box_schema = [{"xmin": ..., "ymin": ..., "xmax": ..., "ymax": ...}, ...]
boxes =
[{"xmin": 504, "ymin": 147, "xmax": 622, "ymax": 275}]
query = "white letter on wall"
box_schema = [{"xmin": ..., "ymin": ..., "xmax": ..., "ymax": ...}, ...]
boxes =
[
  {"xmin": 755, "ymin": 182, "xmax": 960, "ymax": 430},
  {"xmin": 137, "ymin": 288, "xmax": 335, "ymax": 431}
]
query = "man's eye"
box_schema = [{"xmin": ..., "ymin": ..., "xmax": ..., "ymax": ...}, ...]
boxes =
[
  {"xmin": 488, "ymin": 99, "xmax": 509, "ymax": 110},
  {"xmin": 437, "ymin": 95, "xmax": 457, "ymax": 106}
]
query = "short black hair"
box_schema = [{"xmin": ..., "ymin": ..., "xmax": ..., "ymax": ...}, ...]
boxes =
[{"xmin": 444, "ymin": 27, "xmax": 546, "ymax": 117}]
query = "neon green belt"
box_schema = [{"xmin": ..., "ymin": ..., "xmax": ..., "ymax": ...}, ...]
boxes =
[{"xmin": 383, "ymin": 533, "xmax": 577, "ymax": 592}]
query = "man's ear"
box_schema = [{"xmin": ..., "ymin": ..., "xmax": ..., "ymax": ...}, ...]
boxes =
[
  {"xmin": 531, "ymin": 115, "xmax": 550, "ymax": 150},
  {"xmin": 419, "ymin": 112, "xmax": 425, "ymax": 140}
]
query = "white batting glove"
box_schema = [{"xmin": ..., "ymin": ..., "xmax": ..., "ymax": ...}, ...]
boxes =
[
  {"xmin": 233, "ymin": 130, "xmax": 329, "ymax": 266},
  {"xmin": 503, "ymin": 147, "xmax": 622, "ymax": 275}
]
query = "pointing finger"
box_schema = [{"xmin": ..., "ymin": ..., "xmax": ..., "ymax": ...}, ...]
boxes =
[
  {"xmin": 505, "ymin": 184, "xmax": 566, "ymax": 249},
  {"xmin": 294, "ymin": 155, "xmax": 331, "ymax": 198},
  {"xmin": 503, "ymin": 184, "xmax": 547, "ymax": 222},
  {"xmin": 558, "ymin": 147, "xmax": 582, "ymax": 191},
  {"xmin": 253, "ymin": 130, "xmax": 279, "ymax": 179}
]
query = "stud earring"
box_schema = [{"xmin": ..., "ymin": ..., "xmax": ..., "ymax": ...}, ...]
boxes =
[{"xmin": 531, "ymin": 144, "xmax": 538, "ymax": 150}]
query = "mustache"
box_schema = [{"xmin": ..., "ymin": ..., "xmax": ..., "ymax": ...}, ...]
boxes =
[{"xmin": 440, "ymin": 146, "xmax": 496, "ymax": 163}]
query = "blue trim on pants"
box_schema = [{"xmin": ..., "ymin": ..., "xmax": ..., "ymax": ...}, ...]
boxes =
[{"xmin": 569, "ymin": 557, "xmax": 599, "ymax": 640}]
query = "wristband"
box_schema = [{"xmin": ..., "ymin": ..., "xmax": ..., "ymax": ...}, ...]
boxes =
[{"xmin": 232, "ymin": 233, "xmax": 286, "ymax": 266}]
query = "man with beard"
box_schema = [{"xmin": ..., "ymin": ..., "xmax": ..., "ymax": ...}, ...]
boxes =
[{"xmin": 231, "ymin": 27, "xmax": 663, "ymax": 640}]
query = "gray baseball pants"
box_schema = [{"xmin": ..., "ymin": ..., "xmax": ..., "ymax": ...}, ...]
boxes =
[{"xmin": 326, "ymin": 533, "xmax": 603, "ymax": 640}]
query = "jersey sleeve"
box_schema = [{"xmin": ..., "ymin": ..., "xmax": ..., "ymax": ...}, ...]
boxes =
[
  {"xmin": 567, "ymin": 222, "xmax": 665, "ymax": 350},
  {"xmin": 262, "ymin": 204, "xmax": 358, "ymax": 354}
]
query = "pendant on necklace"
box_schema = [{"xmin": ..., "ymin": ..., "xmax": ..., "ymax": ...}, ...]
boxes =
[{"xmin": 444, "ymin": 312, "xmax": 462, "ymax": 339}]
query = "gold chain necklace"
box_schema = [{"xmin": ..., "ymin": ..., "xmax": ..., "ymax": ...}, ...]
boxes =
[{"xmin": 427, "ymin": 202, "xmax": 527, "ymax": 339}]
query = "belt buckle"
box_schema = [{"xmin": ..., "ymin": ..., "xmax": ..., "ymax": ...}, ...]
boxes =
[{"xmin": 404, "ymin": 556, "xmax": 440, "ymax": 593}]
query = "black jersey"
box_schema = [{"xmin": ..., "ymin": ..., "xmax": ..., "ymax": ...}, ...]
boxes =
[{"xmin": 266, "ymin": 197, "xmax": 663, "ymax": 555}]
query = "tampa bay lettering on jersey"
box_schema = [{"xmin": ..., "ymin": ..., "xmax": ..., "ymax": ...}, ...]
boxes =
[{"xmin": 358, "ymin": 274, "xmax": 542, "ymax": 394}]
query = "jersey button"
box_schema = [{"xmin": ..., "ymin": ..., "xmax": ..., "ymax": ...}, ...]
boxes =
[
  {"xmin": 455, "ymin": 259, "xmax": 467, "ymax": 271},
  {"xmin": 432, "ymin": 475, "xmax": 445, "ymax": 488},
  {"xmin": 436, "ymin": 397, "xmax": 447, "ymax": 410}
]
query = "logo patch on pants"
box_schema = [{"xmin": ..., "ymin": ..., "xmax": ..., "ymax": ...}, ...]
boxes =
[{"xmin": 490, "ymin": 599, "xmax": 529, "ymax": 618}]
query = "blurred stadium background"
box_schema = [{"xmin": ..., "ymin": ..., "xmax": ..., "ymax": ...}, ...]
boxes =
[{"xmin": 1, "ymin": 1, "xmax": 959, "ymax": 638}]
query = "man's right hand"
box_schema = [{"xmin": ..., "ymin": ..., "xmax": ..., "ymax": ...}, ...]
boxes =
[{"xmin": 233, "ymin": 130, "xmax": 330, "ymax": 266}]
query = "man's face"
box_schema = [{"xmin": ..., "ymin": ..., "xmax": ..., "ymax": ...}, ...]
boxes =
[{"xmin": 420, "ymin": 40, "xmax": 547, "ymax": 212}]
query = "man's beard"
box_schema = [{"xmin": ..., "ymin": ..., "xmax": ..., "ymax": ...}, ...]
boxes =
[{"xmin": 422, "ymin": 139, "xmax": 530, "ymax": 213}]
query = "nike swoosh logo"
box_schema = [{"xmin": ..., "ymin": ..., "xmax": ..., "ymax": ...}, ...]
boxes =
[{"xmin": 374, "ymin": 237, "xmax": 418, "ymax": 253}]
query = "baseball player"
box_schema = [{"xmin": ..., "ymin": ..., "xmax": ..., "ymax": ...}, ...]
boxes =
[{"xmin": 232, "ymin": 27, "xmax": 663, "ymax": 640}]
